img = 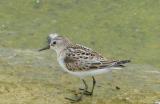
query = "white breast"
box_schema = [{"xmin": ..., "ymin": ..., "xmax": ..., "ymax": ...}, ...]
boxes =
[{"xmin": 57, "ymin": 56, "xmax": 69, "ymax": 72}]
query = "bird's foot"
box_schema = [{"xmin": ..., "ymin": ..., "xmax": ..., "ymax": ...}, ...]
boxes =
[
  {"xmin": 79, "ymin": 88, "xmax": 85, "ymax": 91},
  {"xmin": 65, "ymin": 93, "xmax": 82, "ymax": 103},
  {"xmin": 79, "ymin": 88, "xmax": 93, "ymax": 96},
  {"xmin": 83, "ymin": 90, "xmax": 93, "ymax": 96}
]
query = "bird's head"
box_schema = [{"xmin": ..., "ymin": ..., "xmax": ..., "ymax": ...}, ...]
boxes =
[{"xmin": 39, "ymin": 33, "xmax": 71, "ymax": 53}]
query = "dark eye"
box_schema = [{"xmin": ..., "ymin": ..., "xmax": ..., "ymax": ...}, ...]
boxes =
[{"xmin": 52, "ymin": 41, "xmax": 56, "ymax": 45}]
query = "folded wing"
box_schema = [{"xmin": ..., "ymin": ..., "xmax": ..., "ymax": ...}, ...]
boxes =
[{"xmin": 64, "ymin": 44, "xmax": 130, "ymax": 72}]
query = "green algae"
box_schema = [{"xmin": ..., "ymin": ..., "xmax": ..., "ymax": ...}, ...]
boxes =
[
  {"xmin": 0, "ymin": 48, "xmax": 159, "ymax": 104},
  {"xmin": 0, "ymin": 0, "xmax": 160, "ymax": 103}
]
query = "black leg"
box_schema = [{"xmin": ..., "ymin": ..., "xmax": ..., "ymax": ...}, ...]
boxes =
[
  {"xmin": 79, "ymin": 79, "xmax": 88, "ymax": 91},
  {"xmin": 65, "ymin": 77, "xmax": 96, "ymax": 102},
  {"xmin": 66, "ymin": 79, "xmax": 86, "ymax": 103},
  {"xmin": 91, "ymin": 76, "xmax": 96, "ymax": 95},
  {"xmin": 83, "ymin": 76, "xmax": 96, "ymax": 96}
]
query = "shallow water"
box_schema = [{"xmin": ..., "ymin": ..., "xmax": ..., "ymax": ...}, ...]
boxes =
[
  {"xmin": 0, "ymin": 0, "xmax": 160, "ymax": 103},
  {"xmin": 0, "ymin": 48, "xmax": 159, "ymax": 104}
]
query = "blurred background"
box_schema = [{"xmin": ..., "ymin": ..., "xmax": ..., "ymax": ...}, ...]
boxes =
[{"xmin": 0, "ymin": 0, "xmax": 159, "ymax": 104}]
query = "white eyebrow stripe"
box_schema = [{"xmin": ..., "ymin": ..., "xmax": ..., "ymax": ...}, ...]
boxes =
[{"xmin": 49, "ymin": 33, "xmax": 58, "ymax": 39}]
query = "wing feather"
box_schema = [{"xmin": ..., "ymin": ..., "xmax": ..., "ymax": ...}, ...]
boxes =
[{"xmin": 63, "ymin": 44, "xmax": 120, "ymax": 72}]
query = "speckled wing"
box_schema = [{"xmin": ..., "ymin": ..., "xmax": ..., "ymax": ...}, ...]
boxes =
[{"xmin": 63, "ymin": 44, "xmax": 120, "ymax": 72}]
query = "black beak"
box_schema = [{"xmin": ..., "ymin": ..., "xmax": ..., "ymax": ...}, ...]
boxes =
[{"xmin": 38, "ymin": 45, "xmax": 50, "ymax": 51}]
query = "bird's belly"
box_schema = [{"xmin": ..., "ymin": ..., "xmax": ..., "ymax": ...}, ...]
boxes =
[{"xmin": 68, "ymin": 68, "xmax": 112, "ymax": 78}]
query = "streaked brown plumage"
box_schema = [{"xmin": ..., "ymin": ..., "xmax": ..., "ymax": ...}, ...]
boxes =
[
  {"xmin": 62, "ymin": 44, "xmax": 129, "ymax": 72},
  {"xmin": 39, "ymin": 33, "xmax": 130, "ymax": 102}
]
